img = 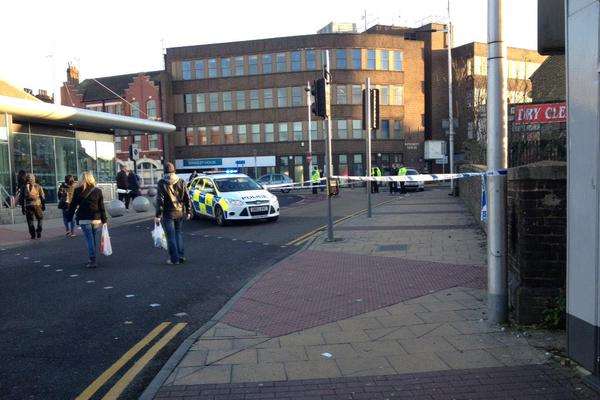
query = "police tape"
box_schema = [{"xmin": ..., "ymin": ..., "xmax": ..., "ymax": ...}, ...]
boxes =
[
  {"xmin": 264, "ymin": 178, "xmax": 327, "ymax": 190},
  {"xmin": 331, "ymin": 170, "xmax": 507, "ymax": 183}
]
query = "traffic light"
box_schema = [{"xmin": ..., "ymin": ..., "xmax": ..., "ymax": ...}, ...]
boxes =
[
  {"xmin": 362, "ymin": 88, "xmax": 380, "ymax": 130},
  {"xmin": 311, "ymin": 78, "xmax": 328, "ymax": 118}
]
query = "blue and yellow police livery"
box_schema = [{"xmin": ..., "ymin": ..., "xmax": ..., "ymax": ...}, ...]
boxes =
[{"xmin": 187, "ymin": 173, "xmax": 280, "ymax": 226}]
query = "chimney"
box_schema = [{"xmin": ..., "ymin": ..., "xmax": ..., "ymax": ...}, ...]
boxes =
[{"xmin": 67, "ymin": 63, "xmax": 80, "ymax": 85}]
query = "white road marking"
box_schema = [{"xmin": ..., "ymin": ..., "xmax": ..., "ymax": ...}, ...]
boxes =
[
  {"xmin": 23, "ymin": 257, "xmax": 29, "ymax": 260},
  {"xmin": 174, "ymin": 312, "xmax": 188, "ymax": 317},
  {"xmin": 125, "ymin": 294, "xmax": 135, "ymax": 298},
  {"xmin": 149, "ymin": 303, "xmax": 160, "ymax": 308},
  {"xmin": 55, "ymin": 269, "xmax": 63, "ymax": 272},
  {"xmin": 69, "ymin": 274, "xmax": 79, "ymax": 278},
  {"xmin": 86, "ymin": 280, "xmax": 95, "ymax": 284},
  {"xmin": 34, "ymin": 260, "xmax": 40, "ymax": 263},
  {"xmin": 124, "ymin": 321, "xmax": 133, "ymax": 325},
  {"xmin": 43, "ymin": 264, "xmax": 51, "ymax": 268},
  {"xmin": 103, "ymin": 286, "xmax": 114, "ymax": 290}
]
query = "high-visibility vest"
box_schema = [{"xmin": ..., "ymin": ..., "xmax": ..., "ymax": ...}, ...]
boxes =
[
  {"xmin": 398, "ymin": 167, "xmax": 408, "ymax": 176},
  {"xmin": 374, "ymin": 167, "xmax": 382, "ymax": 176},
  {"xmin": 311, "ymin": 170, "xmax": 321, "ymax": 183}
]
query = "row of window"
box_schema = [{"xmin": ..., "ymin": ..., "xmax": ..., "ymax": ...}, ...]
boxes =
[
  {"xmin": 180, "ymin": 84, "xmax": 405, "ymax": 114},
  {"xmin": 85, "ymin": 100, "xmax": 158, "ymax": 119},
  {"xmin": 470, "ymin": 56, "xmax": 542, "ymax": 79},
  {"xmin": 183, "ymin": 119, "xmax": 405, "ymax": 146},
  {"xmin": 114, "ymin": 134, "xmax": 161, "ymax": 152},
  {"xmin": 174, "ymin": 48, "xmax": 404, "ymax": 80}
]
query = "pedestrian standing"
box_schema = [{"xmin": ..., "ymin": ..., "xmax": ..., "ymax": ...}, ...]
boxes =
[
  {"xmin": 58, "ymin": 175, "xmax": 76, "ymax": 237},
  {"xmin": 155, "ymin": 162, "xmax": 192, "ymax": 265},
  {"xmin": 311, "ymin": 166, "xmax": 320, "ymax": 195},
  {"xmin": 116, "ymin": 165, "xmax": 130, "ymax": 209},
  {"xmin": 68, "ymin": 172, "xmax": 108, "ymax": 268},
  {"xmin": 189, "ymin": 170, "xmax": 199, "ymax": 182},
  {"xmin": 20, "ymin": 174, "xmax": 45, "ymax": 240},
  {"xmin": 389, "ymin": 164, "xmax": 398, "ymax": 195},
  {"xmin": 398, "ymin": 164, "xmax": 408, "ymax": 194},
  {"xmin": 128, "ymin": 169, "xmax": 141, "ymax": 203}
]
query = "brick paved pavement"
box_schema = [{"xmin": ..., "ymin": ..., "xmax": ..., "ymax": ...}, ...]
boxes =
[{"xmin": 151, "ymin": 188, "xmax": 596, "ymax": 399}]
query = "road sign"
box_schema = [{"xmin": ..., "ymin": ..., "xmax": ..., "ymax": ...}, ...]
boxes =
[
  {"xmin": 129, "ymin": 144, "xmax": 140, "ymax": 161},
  {"xmin": 435, "ymin": 156, "xmax": 448, "ymax": 165}
]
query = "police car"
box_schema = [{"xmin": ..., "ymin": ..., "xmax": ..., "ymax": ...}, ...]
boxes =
[{"xmin": 187, "ymin": 173, "xmax": 280, "ymax": 226}]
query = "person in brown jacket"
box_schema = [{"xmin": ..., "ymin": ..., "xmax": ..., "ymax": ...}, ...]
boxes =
[{"xmin": 19, "ymin": 173, "xmax": 45, "ymax": 239}]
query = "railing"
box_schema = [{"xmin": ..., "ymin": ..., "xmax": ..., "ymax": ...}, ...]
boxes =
[{"xmin": 0, "ymin": 184, "xmax": 16, "ymax": 224}]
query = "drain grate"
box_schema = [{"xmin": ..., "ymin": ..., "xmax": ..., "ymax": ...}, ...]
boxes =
[{"xmin": 377, "ymin": 244, "xmax": 409, "ymax": 251}]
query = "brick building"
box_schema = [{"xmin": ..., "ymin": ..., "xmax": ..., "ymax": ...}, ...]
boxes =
[
  {"xmin": 164, "ymin": 32, "xmax": 426, "ymax": 180},
  {"xmin": 60, "ymin": 65, "xmax": 167, "ymax": 186}
]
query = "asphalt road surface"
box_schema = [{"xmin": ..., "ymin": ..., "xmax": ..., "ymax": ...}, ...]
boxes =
[{"xmin": 0, "ymin": 188, "xmax": 393, "ymax": 399}]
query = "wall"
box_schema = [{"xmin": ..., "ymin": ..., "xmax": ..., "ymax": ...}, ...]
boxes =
[{"xmin": 457, "ymin": 164, "xmax": 487, "ymax": 233}]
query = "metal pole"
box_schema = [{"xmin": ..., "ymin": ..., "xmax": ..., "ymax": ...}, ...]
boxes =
[
  {"xmin": 307, "ymin": 81, "xmax": 313, "ymax": 183},
  {"xmin": 324, "ymin": 50, "xmax": 334, "ymax": 242},
  {"xmin": 366, "ymin": 78, "xmax": 372, "ymax": 218},
  {"xmin": 447, "ymin": 0, "xmax": 455, "ymax": 195},
  {"xmin": 487, "ymin": 0, "xmax": 508, "ymax": 324}
]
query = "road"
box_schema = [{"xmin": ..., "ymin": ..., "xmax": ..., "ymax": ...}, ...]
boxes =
[{"xmin": 0, "ymin": 188, "xmax": 393, "ymax": 399}]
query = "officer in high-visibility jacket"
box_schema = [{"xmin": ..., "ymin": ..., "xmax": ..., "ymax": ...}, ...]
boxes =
[
  {"xmin": 398, "ymin": 164, "xmax": 408, "ymax": 194},
  {"xmin": 311, "ymin": 166, "xmax": 320, "ymax": 195},
  {"xmin": 370, "ymin": 166, "xmax": 381, "ymax": 193}
]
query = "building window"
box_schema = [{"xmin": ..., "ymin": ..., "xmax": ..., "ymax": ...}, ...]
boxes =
[
  {"xmin": 310, "ymin": 121, "xmax": 317, "ymax": 140},
  {"xmin": 114, "ymin": 136, "xmax": 122, "ymax": 151},
  {"xmin": 337, "ymin": 120, "xmax": 348, "ymax": 139},
  {"xmin": 263, "ymin": 89, "xmax": 273, "ymax": 108},
  {"xmin": 224, "ymin": 125, "xmax": 234, "ymax": 144},
  {"xmin": 210, "ymin": 126, "xmax": 221, "ymax": 145},
  {"xmin": 250, "ymin": 90, "xmax": 259, "ymax": 109},
  {"xmin": 351, "ymin": 85, "xmax": 362, "ymax": 104},
  {"xmin": 209, "ymin": 93, "xmax": 219, "ymax": 111},
  {"xmin": 394, "ymin": 120, "xmax": 403, "ymax": 139},
  {"xmin": 293, "ymin": 122, "xmax": 303, "ymax": 141},
  {"xmin": 292, "ymin": 87, "xmax": 303, "ymax": 106},
  {"xmin": 262, "ymin": 54, "xmax": 273, "ymax": 74},
  {"xmin": 251, "ymin": 124, "xmax": 260, "ymax": 143},
  {"xmin": 182, "ymin": 61, "xmax": 192, "ymax": 80},
  {"xmin": 235, "ymin": 56, "xmax": 244, "ymax": 76},
  {"xmin": 131, "ymin": 101, "xmax": 141, "ymax": 117},
  {"xmin": 277, "ymin": 88, "xmax": 288, "ymax": 107},
  {"xmin": 276, "ymin": 53, "xmax": 287, "ymax": 72},
  {"xmin": 208, "ymin": 58, "xmax": 217, "ymax": 78},
  {"xmin": 381, "ymin": 119, "xmax": 390, "ymax": 139},
  {"xmin": 185, "ymin": 127, "xmax": 196, "ymax": 145},
  {"xmin": 194, "ymin": 60, "xmax": 205, "ymax": 79},
  {"xmin": 394, "ymin": 86, "xmax": 404, "ymax": 105},
  {"xmin": 336, "ymin": 49, "xmax": 347, "ymax": 69},
  {"xmin": 336, "ymin": 85, "xmax": 347, "ymax": 104},
  {"xmin": 236, "ymin": 91, "xmax": 246, "ymax": 110},
  {"xmin": 306, "ymin": 49, "xmax": 316, "ymax": 70},
  {"xmin": 393, "ymin": 51, "xmax": 403, "ymax": 71},
  {"xmin": 265, "ymin": 123, "xmax": 274, "ymax": 142},
  {"xmin": 223, "ymin": 92, "xmax": 232, "ymax": 111},
  {"xmin": 353, "ymin": 154, "xmax": 364, "ymax": 176},
  {"xmin": 352, "ymin": 49, "xmax": 361, "ymax": 69},
  {"xmin": 198, "ymin": 127, "xmax": 207, "ymax": 145},
  {"xmin": 248, "ymin": 55, "xmax": 258, "ymax": 75},
  {"xmin": 381, "ymin": 86, "xmax": 389, "ymax": 105},
  {"xmin": 149, "ymin": 134, "xmax": 159, "ymax": 150},
  {"xmin": 237, "ymin": 125, "xmax": 247, "ymax": 143},
  {"xmin": 381, "ymin": 50, "xmax": 390, "ymax": 70},
  {"xmin": 278, "ymin": 122, "xmax": 288, "ymax": 141},
  {"xmin": 291, "ymin": 51, "xmax": 301, "ymax": 71},
  {"xmin": 352, "ymin": 120, "xmax": 362, "ymax": 139},
  {"xmin": 196, "ymin": 93, "xmax": 206, "ymax": 112},
  {"xmin": 146, "ymin": 100, "xmax": 157, "ymax": 119},
  {"xmin": 221, "ymin": 58, "xmax": 231, "ymax": 77},
  {"xmin": 367, "ymin": 49, "xmax": 376, "ymax": 70},
  {"xmin": 338, "ymin": 154, "xmax": 349, "ymax": 176}
]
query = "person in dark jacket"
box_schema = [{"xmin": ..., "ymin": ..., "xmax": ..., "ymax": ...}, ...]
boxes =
[
  {"xmin": 68, "ymin": 171, "xmax": 108, "ymax": 268},
  {"xmin": 127, "ymin": 170, "xmax": 141, "ymax": 202},
  {"xmin": 154, "ymin": 162, "xmax": 191, "ymax": 265},
  {"xmin": 20, "ymin": 173, "xmax": 45, "ymax": 239},
  {"xmin": 58, "ymin": 175, "xmax": 77, "ymax": 237},
  {"xmin": 116, "ymin": 165, "xmax": 130, "ymax": 209},
  {"xmin": 389, "ymin": 165, "xmax": 398, "ymax": 195}
]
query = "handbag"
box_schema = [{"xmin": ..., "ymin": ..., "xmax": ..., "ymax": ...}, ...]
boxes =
[{"xmin": 100, "ymin": 225, "xmax": 113, "ymax": 256}]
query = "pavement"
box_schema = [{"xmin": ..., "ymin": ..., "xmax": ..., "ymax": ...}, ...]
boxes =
[{"xmin": 153, "ymin": 188, "xmax": 597, "ymax": 400}]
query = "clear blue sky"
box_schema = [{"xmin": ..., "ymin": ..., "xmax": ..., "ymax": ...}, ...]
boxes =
[{"xmin": 0, "ymin": 0, "xmax": 538, "ymax": 96}]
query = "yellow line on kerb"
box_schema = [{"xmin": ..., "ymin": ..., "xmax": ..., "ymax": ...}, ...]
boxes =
[
  {"xmin": 75, "ymin": 322, "xmax": 171, "ymax": 400},
  {"xmin": 286, "ymin": 197, "xmax": 399, "ymax": 246},
  {"xmin": 101, "ymin": 323, "xmax": 187, "ymax": 400}
]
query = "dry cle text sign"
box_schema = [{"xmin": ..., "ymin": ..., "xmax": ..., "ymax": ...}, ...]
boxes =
[{"xmin": 514, "ymin": 102, "xmax": 567, "ymax": 125}]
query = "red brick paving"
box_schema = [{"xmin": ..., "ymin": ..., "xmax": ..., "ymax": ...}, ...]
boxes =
[
  {"xmin": 222, "ymin": 250, "xmax": 485, "ymax": 337},
  {"xmin": 155, "ymin": 364, "xmax": 598, "ymax": 399}
]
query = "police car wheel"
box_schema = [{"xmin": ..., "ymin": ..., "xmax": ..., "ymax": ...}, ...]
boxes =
[
  {"xmin": 215, "ymin": 207, "xmax": 227, "ymax": 226},
  {"xmin": 266, "ymin": 216, "xmax": 279, "ymax": 223}
]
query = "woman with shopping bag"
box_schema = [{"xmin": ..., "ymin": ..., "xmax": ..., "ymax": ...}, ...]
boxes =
[{"xmin": 67, "ymin": 171, "xmax": 108, "ymax": 268}]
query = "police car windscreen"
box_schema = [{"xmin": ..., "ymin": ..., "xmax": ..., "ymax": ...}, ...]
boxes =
[
  {"xmin": 214, "ymin": 177, "xmax": 262, "ymax": 192},
  {"xmin": 407, "ymin": 170, "xmax": 418, "ymax": 175}
]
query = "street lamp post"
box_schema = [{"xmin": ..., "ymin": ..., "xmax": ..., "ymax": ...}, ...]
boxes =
[
  {"xmin": 446, "ymin": 2, "xmax": 455, "ymax": 195},
  {"xmin": 305, "ymin": 82, "xmax": 313, "ymax": 180}
]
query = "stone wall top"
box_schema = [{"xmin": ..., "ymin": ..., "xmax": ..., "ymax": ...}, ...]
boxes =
[{"xmin": 507, "ymin": 161, "xmax": 566, "ymax": 181}]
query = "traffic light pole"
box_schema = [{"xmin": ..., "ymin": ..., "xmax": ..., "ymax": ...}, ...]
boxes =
[
  {"xmin": 324, "ymin": 50, "xmax": 334, "ymax": 242},
  {"xmin": 306, "ymin": 81, "xmax": 313, "ymax": 179},
  {"xmin": 365, "ymin": 78, "xmax": 372, "ymax": 218}
]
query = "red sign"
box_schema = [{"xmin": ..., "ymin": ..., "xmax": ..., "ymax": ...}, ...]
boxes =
[{"xmin": 514, "ymin": 102, "xmax": 567, "ymax": 125}]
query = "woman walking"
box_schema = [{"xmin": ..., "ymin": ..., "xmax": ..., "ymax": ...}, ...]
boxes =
[
  {"xmin": 68, "ymin": 172, "xmax": 107, "ymax": 268},
  {"xmin": 19, "ymin": 173, "xmax": 45, "ymax": 239},
  {"xmin": 58, "ymin": 175, "xmax": 76, "ymax": 237}
]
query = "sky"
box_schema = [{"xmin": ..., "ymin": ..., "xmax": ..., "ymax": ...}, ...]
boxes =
[{"xmin": 0, "ymin": 0, "xmax": 538, "ymax": 97}]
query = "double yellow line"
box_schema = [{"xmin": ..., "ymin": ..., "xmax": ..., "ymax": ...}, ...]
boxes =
[
  {"xmin": 76, "ymin": 322, "xmax": 187, "ymax": 400},
  {"xmin": 286, "ymin": 197, "xmax": 399, "ymax": 246}
]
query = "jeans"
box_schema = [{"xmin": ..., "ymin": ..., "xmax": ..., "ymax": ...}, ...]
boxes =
[
  {"xmin": 80, "ymin": 224, "xmax": 100, "ymax": 260},
  {"xmin": 162, "ymin": 217, "xmax": 184, "ymax": 264},
  {"xmin": 25, "ymin": 205, "xmax": 43, "ymax": 238},
  {"xmin": 62, "ymin": 209, "xmax": 74, "ymax": 232}
]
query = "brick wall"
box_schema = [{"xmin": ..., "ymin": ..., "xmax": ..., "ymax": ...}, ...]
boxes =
[
  {"xmin": 457, "ymin": 164, "xmax": 487, "ymax": 233},
  {"xmin": 507, "ymin": 161, "xmax": 566, "ymax": 325}
]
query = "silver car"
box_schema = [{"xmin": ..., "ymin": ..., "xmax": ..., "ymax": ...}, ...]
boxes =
[
  {"xmin": 257, "ymin": 173, "xmax": 294, "ymax": 193},
  {"xmin": 404, "ymin": 169, "xmax": 425, "ymax": 191}
]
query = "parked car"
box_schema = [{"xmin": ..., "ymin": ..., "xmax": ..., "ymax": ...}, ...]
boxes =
[
  {"xmin": 257, "ymin": 174, "xmax": 294, "ymax": 193},
  {"xmin": 404, "ymin": 169, "xmax": 425, "ymax": 191}
]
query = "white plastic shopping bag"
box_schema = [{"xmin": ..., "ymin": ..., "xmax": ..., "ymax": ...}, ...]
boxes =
[
  {"xmin": 152, "ymin": 223, "xmax": 168, "ymax": 250},
  {"xmin": 100, "ymin": 224, "xmax": 113, "ymax": 256}
]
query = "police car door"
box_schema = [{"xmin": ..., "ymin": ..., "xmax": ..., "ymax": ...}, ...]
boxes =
[
  {"xmin": 189, "ymin": 177, "xmax": 204, "ymax": 215},
  {"xmin": 201, "ymin": 178, "xmax": 217, "ymax": 217}
]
